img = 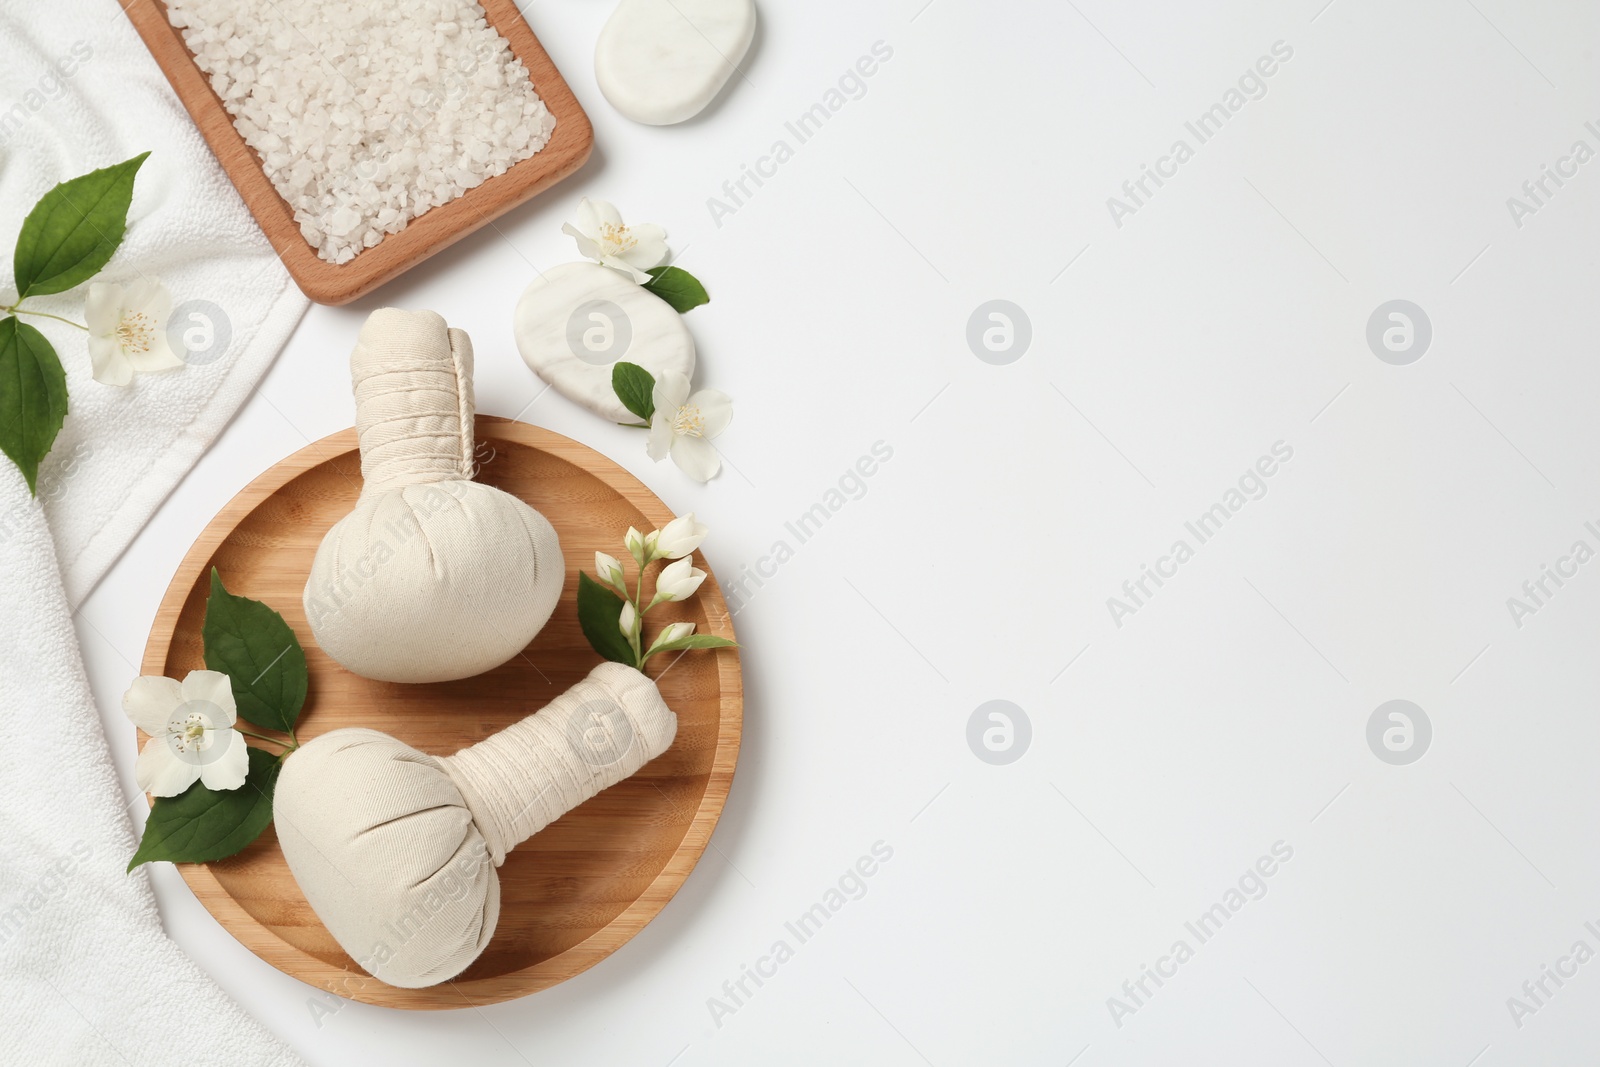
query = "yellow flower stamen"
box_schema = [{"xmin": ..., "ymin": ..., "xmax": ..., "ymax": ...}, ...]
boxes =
[
  {"xmin": 672, "ymin": 405, "xmax": 705, "ymax": 438},
  {"xmin": 172, "ymin": 712, "xmax": 211, "ymax": 754},
  {"xmin": 598, "ymin": 221, "xmax": 637, "ymax": 256},
  {"xmin": 117, "ymin": 310, "xmax": 156, "ymax": 355}
]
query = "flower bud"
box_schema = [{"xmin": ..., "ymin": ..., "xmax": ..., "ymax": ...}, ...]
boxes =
[
  {"xmin": 649, "ymin": 621, "xmax": 696, "ymax": 653},
  {"xmin": 595, "ymin": 551, "xmax": 625, "ymax": 592},
  {"xmin": 653, "ymin": 513, "xmax": 708, "ymax": 560},
  {"xmin": 652, "ymin": 556, "xmax": 706, "ymax": 604}
]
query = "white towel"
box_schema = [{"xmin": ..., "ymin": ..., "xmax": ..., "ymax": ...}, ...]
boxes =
[
  {"xmin": 0, "ymin": 479, "xmax": 304, "ymax": 1067},
  {"xmin": 2, "ymin": 4, "xmax": 308, "ymax": 607},
  {"xmin": 0, "ymin": 2, "xmax": 307, "ymax": 1065}
]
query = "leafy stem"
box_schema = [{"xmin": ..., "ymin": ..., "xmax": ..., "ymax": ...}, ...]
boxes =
[
  {"xmin": 234, "ymin": 725, "xmax": 298, "ymax": 751},
  {"xmin": 2, "ymin": 304, "xmax": 88, "ymax": 331},
  {"xmin": 128, "ymin": 570, "xmax": 308, "ymax": 870},
  {"xmin": 1, "ymin": 151, "xmax": 149, "ymax": 493},
  {"xmin": 576, "ymin": 517, "xmax": 738, "ymax": 669},
  {"xmin": 625, "ymin": 554, "xmax": 651, "ymax": 668}
]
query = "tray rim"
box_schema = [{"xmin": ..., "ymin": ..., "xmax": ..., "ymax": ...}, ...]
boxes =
[
  {"xmin": 137, "ymin": 417, "xmax": 742, "ymax": 1009},
  {"xmin": 120, "ymin": 0, "xmax": 594, "ymax": 306}
]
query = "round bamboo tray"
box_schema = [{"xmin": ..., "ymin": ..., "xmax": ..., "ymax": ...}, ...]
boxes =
[{"xmin": 137, "ymin": 417, "xmax": 741, "ymax": 1008}]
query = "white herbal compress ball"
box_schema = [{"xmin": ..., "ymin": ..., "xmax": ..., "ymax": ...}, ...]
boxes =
[
  {"xmin": 304, "ymin": 308, "xmax": 563, "ymax": 683},
  {"xmin": 274, "ymin": 663, "xmax": 677, "ymax": 988}
]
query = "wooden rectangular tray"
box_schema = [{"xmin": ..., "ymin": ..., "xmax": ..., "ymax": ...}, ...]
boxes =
[{"xmin": 122, "ymin": 0, "xmax": 593, "ymax": 305}]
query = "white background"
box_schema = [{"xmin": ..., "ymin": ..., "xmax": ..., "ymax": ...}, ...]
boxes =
[{"xmin": 75, "ymin": 0, "xmax": 1600, "ymax": 1063}]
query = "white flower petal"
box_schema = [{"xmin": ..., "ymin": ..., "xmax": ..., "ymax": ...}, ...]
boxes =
[
  {"xmin": 654, "ymin": 513, "xmax": 708, "ymax": 559},
  {"xmin": 128, "ymin": 330, "xmax": 184, "ymax": 374},
  {"xmin": 648, "ymin": 620, "xmax": 697, "ymax": 653},
  {"xmin": 619, "ymin": 224, "xmax": 668, "ymax": 270},
  {"xmin": 630, "ymin": 221, "xmax": 668, "ymax": 244},
  {"xmin": 587, "ymin": 198, "xmax": 623, "ymax": 229},
  {"xmin": 573, "ymin": 197, "xmax": 602, "ymax": 236},
  {"xmin": 562, "ymin": 221, "xmax": 602, "ymax": 262},
  {"xmin": 601, "ymin": 255, "xmax": 652, "ymax": 284},
  {"xmin": 180, "ymin": 669, "xmax": 237, "ymax": 726},
  {"xmin": 656, "ymin": 557, "xmax": 707, "ymax": 600},
  {"xmin": 681, "ymin": 568, "xmax": 707, "ymax": 597},
  {"xmin": 136, "ymin": 737, "xmax": 201, "ymax": 797},
  {"xmin": 623, "ymin": 246, "xmax": 667, "ymax": 273},
  {"xmin": 671, "ymin": 435, "xmax": 721, "ymax": 482},
  {"xmin": 646, "ymin": 414, "xmax": 675, "ymax": 461},
  {"xmin": 663, "ymin": 621, "xmax": 695, "ymax": 642},
  {"xmin": 689, "ymin": 390, "xmax": 734, "ymax": 439},
  {"xmin": 123, "ymin": 276, "xmax": 171, "ymax": 322},
  {"xmin": 83, "ymin": 281, "xmax": 123, "ymax": 335},
  {"xmin": 123, "ymin": 675, "xmax": 183, "ymax": 736},
  {"xmin": 660, "ymin": 513, "xmax": 694, "ymax": 537},
  {"xmin": 199, "ymin": 731, "xmax": 250, "ymax": 791},
  {"xmin": 652, "ymin": 371, "xmax": 691, "ymax": 415},
  {"xmin": 89, "ymin": 336, "xmax": 132, "ymax": 387},
  {"xmin": 655, "ymin": 557, "xmax": 691, "ymax": 597}
]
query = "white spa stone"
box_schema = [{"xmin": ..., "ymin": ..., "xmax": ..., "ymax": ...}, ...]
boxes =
[
  {"xmin": 594, "ymin": 0, "xmax": 757, "ymax": 126},
  {"xmin": 514, "ymin": 262, "xmax": 696, "ymax": 423}
]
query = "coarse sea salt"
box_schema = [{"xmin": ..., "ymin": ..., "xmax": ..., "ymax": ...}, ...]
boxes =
[{"xmin": 166, "ymin": 0, "xmax": 556, "ymax": 264}]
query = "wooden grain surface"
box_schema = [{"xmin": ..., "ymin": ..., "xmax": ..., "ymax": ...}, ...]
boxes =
[
  {"xmin": 137, "ymin": 418, "xmax": 741, "ymax": 1009},
  {"xmin": 120, "ymin": 0, "xmax": 593, "ymax": 305}
]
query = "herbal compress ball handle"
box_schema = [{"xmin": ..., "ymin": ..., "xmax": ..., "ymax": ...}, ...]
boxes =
[
  {"xmin": 304, "ymin": 308, "xmax": 564, "ymax": 683},
  {"xmin": 352, "ymin": 309, "xmax": 477, "ymax": 493},
  {"xmin": 273, "ymin": 662, "xmax": 677, "ymax": 989}
]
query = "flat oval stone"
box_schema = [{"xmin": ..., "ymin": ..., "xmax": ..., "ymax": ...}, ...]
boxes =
[
  {"xmin": 595, "ymin": 0, "xmax": 757, "ymax": 126},
  {"xmin": 514, "ymin": 261, "xmax": 696, "ymax": 423}
]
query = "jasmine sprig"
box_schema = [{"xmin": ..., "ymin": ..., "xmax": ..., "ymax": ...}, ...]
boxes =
[
  {"xmin": 1, "ymin": 153, "xmax": 150, "ymax": 493},
  {"xmin": 125, "ymin": 570, "xmax": 308, "ymax": 871},
  {"xmin": 577, "ymin": 514, "xmax": 738, "ymax": 669}
]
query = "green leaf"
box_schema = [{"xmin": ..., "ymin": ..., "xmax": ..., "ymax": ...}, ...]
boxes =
[
  {"xmin": 642, "ymin": 265, "xmax": 710, "ymax": 314},
  {"xmin": 127, "ymin": 746, "xmax": 280, "ymax": 870},
  {"xmin": 0, "ymin": 316, "xmax": 67, "ymax": 494},
  {"xmin": 13, "ymin": 153, "xmax": 149, "ymax": 299},
  {"xmin": 612, "ymin": 361, "xmax": 657, "ymax": 423},
  {"xmin": 202, "ymin": 568, "xmax": 308, "ymax": 733},
  {"xmin": 578, "ymin": 572, "xmax": 637, "ymax": 666},
  {"xmin": 647, "ymin": 633, "xmax": 739, "ymax": 657}
]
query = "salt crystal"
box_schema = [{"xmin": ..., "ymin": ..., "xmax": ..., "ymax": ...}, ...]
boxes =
[{"xmin": 329, "ymin": 206, "xmax": 361, "ymax": 236}]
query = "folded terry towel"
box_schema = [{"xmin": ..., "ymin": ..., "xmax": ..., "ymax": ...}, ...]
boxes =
[
  {"xmin": 0, "ymin": 475, "xmax": 304, "ymax": 1067},
  {"xmin": 0, "ymin": 2, "xmax": 309, "ymax": 1064},
  {"xmin": 1, "ymin": 3, "xmax": 308, "ymax": 607}
]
